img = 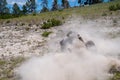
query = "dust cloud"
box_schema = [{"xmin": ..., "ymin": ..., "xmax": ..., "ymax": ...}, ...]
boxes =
[{"xmin": 15, "ymin": 17, "xmax": 120, "ymax": 80}]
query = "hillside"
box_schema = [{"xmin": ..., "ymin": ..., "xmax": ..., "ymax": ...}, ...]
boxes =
[
  {"xmin": 0, "ymin": 0, "xmax": 120, "ymax": 80},
  {"xmin": 0, "ymin": 0, "xmax": 120, "ymax": 25}
]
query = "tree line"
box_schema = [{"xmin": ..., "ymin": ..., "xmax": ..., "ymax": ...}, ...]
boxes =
[{"xmin": 0, "ymin": 0, "xmax": 109, "ymax": 19}]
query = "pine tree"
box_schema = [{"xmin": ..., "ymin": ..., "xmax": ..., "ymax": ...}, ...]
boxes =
[
  {"xmin": 12, "ymin": 3, "xmax": 21, "ymax": 16},
  {"xmin": 0, "ymin": 0, "xmax": 8, "ymax": 14},
  {"xmin": 41, "ymin": 6, "xmax": 49, "ymax": 12},
  {"xmin": 78, "ymin": 0, "xmax": 83, "ymax": 6},
  {"xmin": 51, "ymin": 0, "xmax": 58, "ymax": 11},
  {"xmin": 92, "ymin": 0, "xmax": 102, "ymax": 4},
  {"xmin": 41, "ymin": 0, "xmax": 49, "ymax": 12},
  {"xmin": 41, "ymin": 0, "xmax": 48, "ymax": 7},
  {"xmin": 3, "ymin": 7, "xmax": 10, "ymax": 14},
  {"xmin": 78, "ymin": 0, "xmax": 81, "ymax": 4},
  {"xmin": 26, "ymin": 0, "xmax": 36, "ymax": 13},
  {"xmin": 66, "ymin": 0, "xmax": 70, "ymax": 8},
  {"xmin": 62, "ymin": 0, "xmax": 65, "ymax": 8},
  {"xmin": 22, "ymin": 5, "xmax": 27, "ymax": 14},
  {"xmin": 61, "ymin": 0, "xmax": 70, "ymax": 9}
]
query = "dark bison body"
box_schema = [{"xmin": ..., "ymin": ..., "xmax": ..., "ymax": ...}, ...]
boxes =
[
  {"xmin": 85, "ymin": 40, "xmax": 95, "ymax": 48},
  {"xmin": 60, "ymin": 36, "xmax": 74, "ymax": 51},
  {"xmin": 60, "ymin": 31, "xmax": 95, "ymax": 51}
]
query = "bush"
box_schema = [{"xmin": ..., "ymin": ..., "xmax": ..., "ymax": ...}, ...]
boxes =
[
  {"xmin": 41, "ymin": 18, "xmax": 62, "ymax": 29},
  {"xmin": 109, "ymin": 5, "xmax": 117, "ymax": 11},
  {"xmin": 109, "ymin": 4, "xmax": 120, "ymax": 11},
  {"xmin": 51, "ymin": 18, "xmax": 62, "ymax": 26},
  {"xmin": 116, "ymin": 4, "xmax": 120, "ymax": 10},
  {"xmin": 102, "ymin": 13, "xmax": 107, "ymax": 16},
  {"xmin": 111, "ymin": 72, "xmax": 120, "ymax": 80},
  {"xmin": 41, "ymin": 22, "xmax": 52, "ymax": 29},
  {"xmin": 0, "ymin": 14, "xmax": 14, "ymax": 19},
  {"xmin": 58, "ymin": 9, "xmax": 63, "ymax": 12},
  {"xmin": 32, "ymin": 12, "xmax": 37, "ymax": 16},
  {"xmin": 6, "ymin": 20, "xmax": 10, "ymax": 23},
  {"xmin": 42, "ymin": 31, "xmax": 52, "ymax": 37}
]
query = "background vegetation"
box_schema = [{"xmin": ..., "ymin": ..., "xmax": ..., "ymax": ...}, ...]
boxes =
[
  {"xmin": 0, "ymin": 0, "xmax": 120, "ymax": 80},
  {"xmin": 0, "ymin": 0, "xmax": 115, "ymax": 19}
]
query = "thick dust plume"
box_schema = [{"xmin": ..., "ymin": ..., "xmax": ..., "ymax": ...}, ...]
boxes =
[{"xmin": 15, "ymin": 18, "xmax": 120, "ymax": 80}]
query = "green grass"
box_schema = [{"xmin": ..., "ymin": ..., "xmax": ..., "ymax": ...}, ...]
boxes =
[
  {"xmin": 0, "ymin": 57, "xmax": 25, "ymax": 80},
  {"xmin": 41, "ymin": 18, "xmax": 62, "ymax": 29},
  {"xmin": 42, "ymin": 31, "xmax": 52, "ymax": 37},
  {"xmin": 0, "ymin": 1, "xmax": 120, "ymax": 80},
  {"xmin": 0, "ymin": 0, "xmax": 119, "ymax": 24},
  {"xmin": 111, "ymin": 72, "xmax": 120, "ymax": 80}
]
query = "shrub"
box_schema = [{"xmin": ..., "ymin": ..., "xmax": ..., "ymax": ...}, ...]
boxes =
[
  {"xmin": 51, "ymin": 18, "xmax": 62, "ymax": 26},
  {"xmin": 42, "ymin": 31, "xmax": 52, "ymax": 37},
  {"xmin": 62, "ymin": 16, "xmax": 65, "ymax": 19},
  {"xmin": 109, "ymin": 4, "xmax": 120, "ymax": 11},
  {"xmin": 109, "ymin": 65, "xmax": 120, "ymax": 80},
  {"xmin": 58, "ymin": 9, "xmax": 63, "ymax": 12},
  {"xmin": 0, "ymin": 57, "xmax": 25, "ymax": 80},
  {"xmin": 102, "ymin": 13, "xmax": 107, "ymax": 16},
  {"xmin": 111, "ymin": 72, "xmax": 120, "ymax": 80},
  {"xmin": 109, "ymin": 5, "xmax": 117, "ymax": 11},
  {"xmin": 0, "ymin": 14, "xmax": 14, "ymax": 19},
  {"xmin": 116, "ymin": 4, "xmax": 120, "ymax": 10},
  {"xmin": 41, "ymin": 22, "xmax": 52, "ymax": 29},
  {"xmin": 41, "ymin": 18, "xmax": 62, "ymax": 29},
  {"xmin": 32, "ymin": 12, "xmax": 37, "ymax": 16},
  {"xmin": 6, "ymin": 20, "xmax": 10, "ymax": 23}
]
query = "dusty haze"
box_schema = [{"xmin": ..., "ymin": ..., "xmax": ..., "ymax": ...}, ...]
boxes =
[{"xmin": 15, "ymin": 17, "xmax": 120, "ymax": 80}]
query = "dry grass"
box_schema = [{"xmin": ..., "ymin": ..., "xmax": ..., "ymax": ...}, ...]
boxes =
[{"xmin": 0, "ymin": 0, "xmax": 119, "ymax": 24}]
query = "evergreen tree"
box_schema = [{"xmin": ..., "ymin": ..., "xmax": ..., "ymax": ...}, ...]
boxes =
[
  {"xmin": 92, "ymin": 0, "xmax": 102, "ymax": 4},
  {"xmin": 22, "ymin": 5, "xmax": 27, "ymax": 14},
  {"xmin": 62, "ymin": 0, "xmax": 65, "ymax": 8},
  {"xmin": 57, "ymin": 4, "xmax": 63, "ymax": 10},
  {"xmin": 3, "ymin": 7, "xmax": 10, "ymax": 14},
  {"xmin": 61, "ymin": 0, "xmax": 70, "ymax": 9},
  {"xmin": 78, "ymin": 0, "xmax": 81, "ymax": 4},
  {"xmin": 41, "ymin": 0, "xmax": 49, "ymax": 12},
  {"xmin": 51, "ymin": 0, "xmax": 58, "ymax": 11},
  {"xmin": 26, "ymin": 0, "xmax": 36, "ymax": 13},
  {"xmin": 12, "ymin": 3, "xmax": 21, "ymax": 15},
  {"xmin": 41, "ymin": 0, "xmax": 48, "ymax": 8},
  {"xmin": 41, "ymin": 6, "xmax": 49, "ymax": 12},
  {"xmin": 0, "ymin": 0, "xmax": 8, "ymax": 14}
]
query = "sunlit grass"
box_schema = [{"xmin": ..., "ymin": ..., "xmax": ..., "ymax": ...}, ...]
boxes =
[{"xmin": 0, "ymin": 0, "xmax": 119, "ymax": 24}]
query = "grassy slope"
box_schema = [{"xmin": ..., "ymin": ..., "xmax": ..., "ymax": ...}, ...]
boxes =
[
  {"xmin": 0, "ymin": 0, "xmax": 120, "ymax": 24},
  {"xmin": 0, "ymin": 0, "xmax": 120, "ymax": 80}
]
